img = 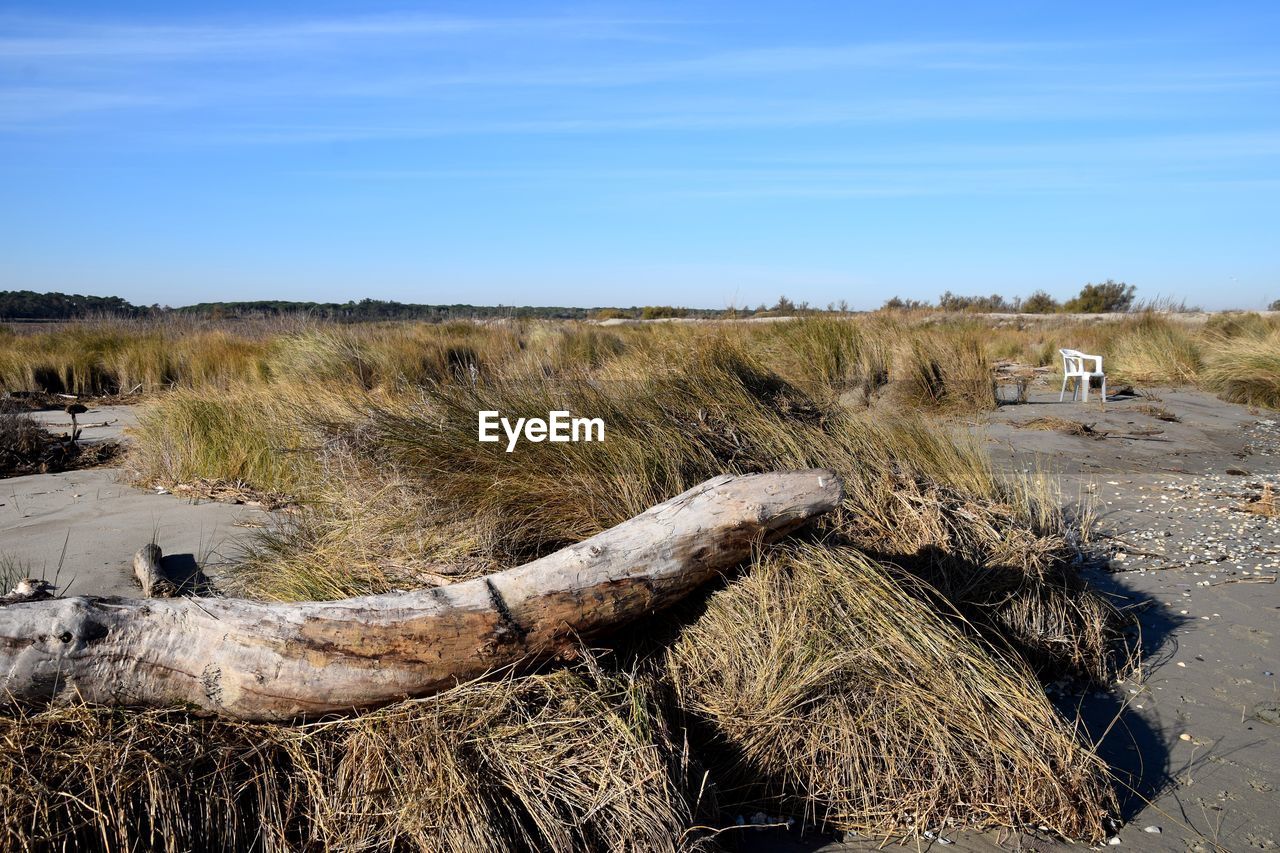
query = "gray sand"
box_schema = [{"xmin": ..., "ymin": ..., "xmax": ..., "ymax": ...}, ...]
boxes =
[
  {"xmin": 3, "ymin": 404, "xmax": 266, "ymax": 596},
  {"xmin": 0, "ymin": 467, "xmax": 265, "ymax": 597},
  {"xmin": 27, "ymin": 403, "xmax": 139, "ymax": 443},
  {"xmin": 981, "ymin": 390, "xmax": 1280, "ymax": 852}
]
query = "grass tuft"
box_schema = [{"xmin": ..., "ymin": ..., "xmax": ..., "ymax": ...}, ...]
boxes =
[
  {"xmin": 0, "ymin": 662, "xmax": 698, "ymax": 853},
  {"xmin": 667, "ymin": 544, "xmax": 1116, "ymax": 840},
  {"xmin": 1202, "ymin": 328, "xmax": 1280, "ymax": 409}
]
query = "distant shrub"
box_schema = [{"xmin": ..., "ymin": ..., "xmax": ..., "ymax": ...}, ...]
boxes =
[
  {"xmin": 639, "ymin": 306, "xmax": 686, "ymax": 320},
  {"xmin": 1020, "ymin": 290, "xmax": 1060, "ymax": 313},
  {"xmin": 938, "ymin": 292, "xmax": 1013, "ymax": 313},
  {"xmin": 763, "ymin": 295, "xmax": 814, "ymax": 316},
  {"xmin": 880, "ymin": 296, "xmax": 930, "ymax": 311},
  {"xmin": 1063, "ymin": 281, "xmax": 1135, "ymax": 314}
]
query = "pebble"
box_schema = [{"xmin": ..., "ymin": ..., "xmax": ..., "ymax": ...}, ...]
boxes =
[{"xmin": 1143, "ymin": 826, "xmax": 1162, "ymax": 834}]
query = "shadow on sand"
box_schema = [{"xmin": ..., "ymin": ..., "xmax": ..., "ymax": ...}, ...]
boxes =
[{"xmin": 159, "ymin": 552, "xmax": 219, "ymax": 597}]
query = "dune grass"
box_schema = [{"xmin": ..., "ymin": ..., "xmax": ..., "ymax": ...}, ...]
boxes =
[
  {"xmin": 668, "ymin": 545, "xmax": 1115, "ymax": 839},
  {"xmin": 0, "ymin": 662, "xmax": 699, "ymax": 853},
  {"xmin": 128, "ymin": 328, "xmax": 1126, "ymax": 676},
  {"xmin": 1105, "ymin": 313, "xmax": 1203, "ymax": 384},
  {"xmin": 0, "ymin": 314, "xmax": 1181, "ymax": 848},
  {"xmin": 9, "ymin": 311, "xmax": 1276, "ymax": 413},
  {"xmin": 126, "ymin": 384, "xmax": 325, "ymax": 497},
  {"xmin": 1202, "ymin": 326, "xmax": 1280, "ymax": 409}
]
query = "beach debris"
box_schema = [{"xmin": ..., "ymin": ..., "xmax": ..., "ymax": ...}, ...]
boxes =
[
  {"xmin": 167, "ymin": 477, "xmax": 297, "ymax": 510},
  {"xmin": 1013, "ymin": 417, "xmax": 1170, "ymax": 442},
  {"xmin": 63, "ymin": 402, "xmax": 87, "ymax": 444},
  {"xmin": 133, "ymin": 543, "xmax": 178, "ymax": 598},
  {"xmin": 1137, "ymin": 404, "xmax": 1180, "ymax": 422},
  {"xmin": 1241, "ymin": 483, "xmax": 1278, "ymax": 517},
  {"xmin": 1254, "ymin": 702, "xmax": 1280, "ymax": 727},
  {"xmin": 0, "ymin": 578, "xmax": 56, "ymax": 605},
  {"xmin": 1016, "ymin": 416, "xmax": 1104, "ymax": 437}
]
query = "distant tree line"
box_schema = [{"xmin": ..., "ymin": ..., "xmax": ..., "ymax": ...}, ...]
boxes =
[
  {"xmin": 3, "ymin": 281, "xmax": 1224, "ymax": 322},
  {"xmin": 0, "ymin": 292, "xmax": 734, "ymax": 322},
  {"xmin": 174, "ymin": 298, "xmax": 739, "ymax": 322},
  {"xmin": 0, "ymin": 290, "xmax": 155, "ymax": 320}
]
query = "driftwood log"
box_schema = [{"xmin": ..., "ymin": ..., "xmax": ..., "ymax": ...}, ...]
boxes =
[
  {"xmin": 0, "ymin": 469, "xmax": 841, "ymax": 721},
  {"xmin": 132, "ymin": 543, "xmax": 177, "ymax": 598}
]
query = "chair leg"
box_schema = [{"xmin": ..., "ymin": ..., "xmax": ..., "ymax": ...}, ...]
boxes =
[
  {"xmin": 1060, "ymin": 375, "xmax": 1068, "ymax": 402},
  {"xmin": 1100, "ymin": 376, "xmax": 1107, "ymax": 409},
  {"xmin": 1081, "ymin": 375, "xmax": 1088, "ymax": 403}
]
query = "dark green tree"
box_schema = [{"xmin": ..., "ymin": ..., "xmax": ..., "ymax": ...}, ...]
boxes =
[
  {"xmin": 1020, "ymin": 290, "xmax": 1060, "ymax": 313},
  {"xmin": 1063, "ymin": 280, "xmax": 1136, "ymax": 313}
]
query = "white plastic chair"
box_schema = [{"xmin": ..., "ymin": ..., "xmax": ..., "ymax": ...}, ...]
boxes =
[{"xmin": 1059, "ymin": 349, "xmax": 1106, "ymax": 403}]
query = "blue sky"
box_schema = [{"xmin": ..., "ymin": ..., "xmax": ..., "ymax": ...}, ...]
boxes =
[{"xmin": 2, "ymin": 2, "xmax": 1278, "ymax": 310}]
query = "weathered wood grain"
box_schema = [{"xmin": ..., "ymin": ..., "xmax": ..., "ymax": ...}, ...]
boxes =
[{"xmin": 0, "ymin": 469, "xmax": 841, "ymax": 720}]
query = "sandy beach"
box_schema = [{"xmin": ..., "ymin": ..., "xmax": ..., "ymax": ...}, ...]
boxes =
[{"xmin": 1, "ymin": 405, "xmax": 268, "ymax": 597}]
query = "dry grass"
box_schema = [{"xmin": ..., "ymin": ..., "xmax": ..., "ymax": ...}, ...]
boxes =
[
  {"xmin": 891, "ymin": 328, "xmax": 998, "ymax": 412},
  {"xmin": 0, "ymin": 316, "xmax": 1162, "ymax": 848},
  {"xmin": 1106, "ymin": 314, "xmax": 1203, "ymax": 384},
  {"xmin": 1242, "ymin": 483, "xmax": 1278, "ymax": 517},
  {"xmin": 3, "ymin": 311, "xmax": 1277, "ymax": 413},
  {"xmin": 1015, "ymin": 416, "xmax": 1103, "ymax": 437},
  {"xmin": 668, "ymin": 545, "xmax": 1115, "ymax": 841},
  {"xmin": 1202, "ymin": 327, "xmax": 1280, "ymax": 410},
  {"xmin": 0, "ymin": 661, "xmax": 699, "ymax": 853},
  {"xmin": 209, "ymin": 335, "xmax": 1126, "ymax": 684},
  {"xmin": 124, "ymin": 382, "xmax": 358, "ymax": 497},
  {"xmin": 0, "ymin": 322, "xmax": 274, "ymax": 396}
]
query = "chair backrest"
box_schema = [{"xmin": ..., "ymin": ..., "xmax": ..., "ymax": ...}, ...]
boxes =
[{"xmin": 1059, "ymin": 348, "xmax": 1087, "ymax": 374}]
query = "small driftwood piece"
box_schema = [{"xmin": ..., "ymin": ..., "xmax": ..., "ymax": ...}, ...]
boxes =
[
  {"xmin": 132, "ymin": 544, "xmax": 177, "ymax": 598},
  {"xmin": 0, "ymin": 469, "xmax": 842, "ymax": 721},
  {"xmin": 0, "ymin": 579, "xmax": 55, "ymax": 606}
]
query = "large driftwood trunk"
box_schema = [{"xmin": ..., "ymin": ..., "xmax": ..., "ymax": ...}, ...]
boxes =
[{"xmin": 0, "ymin": 469, "xmax": 841, "ymax": 721}]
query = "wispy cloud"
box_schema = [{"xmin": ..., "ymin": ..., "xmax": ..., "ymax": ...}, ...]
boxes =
[
  {"xmin": 0, "ymin": 13, "xmax": 653, "ymax": 60},
  {"xmin": 308, "ymin": 39, "xmax": 1086, "ymax": 99},
  {"xmin": 0, "ymin": 87, "xmax": 177, "ymax": 123},
  {"xmin": 292, "ymin": 135, "xmax": 1280, "ymax": 198},
  {"xmin": 1, "ymin": 9, "xmax": 1277, "ymax": 159},
  {"xmin": 169, "ymin": 92, "xmax": 1191, "ymax": 146}
]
